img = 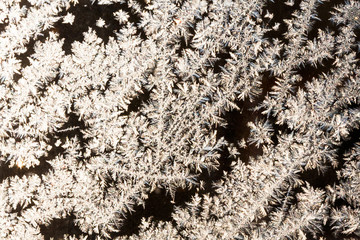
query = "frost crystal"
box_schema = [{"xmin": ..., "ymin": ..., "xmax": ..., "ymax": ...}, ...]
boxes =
[{"xmin": 0, "ymin": 0, "xmax": 360, "ymax": 239}]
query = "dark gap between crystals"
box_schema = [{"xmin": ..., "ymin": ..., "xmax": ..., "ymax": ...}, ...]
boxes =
[
  {"xmin": 212, "ymin": 46, "xmax": 232, "ymax": 74},
  {"xmin": 121, "ymin": 87, "xmax": 152, "ymax": 116},
  {"xmin": 262, "ymin": 0, "xmax": 301, "ymax": 43},
  {"xmin": 54, "ymin": 0, "xmax": 145, "ymax": 54},
  {"xmin": 40, "ymin": 213, "xmax": 96, "ymax": 240},
  {"xmin": 294, "ymin": 57, "xmax": 334, "ymax": 91},
  {"xmin": 307, "ymin": 0, "xmax": 345, "ymax": 40},
  {"xmin": 111, "ymin": 187, "xmax": 174, "ymax": 237}
]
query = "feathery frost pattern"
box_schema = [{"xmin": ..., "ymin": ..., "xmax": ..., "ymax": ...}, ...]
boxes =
[{"xmin": 0, "ymin": 0, "xmax": 360, "ymax": 239}]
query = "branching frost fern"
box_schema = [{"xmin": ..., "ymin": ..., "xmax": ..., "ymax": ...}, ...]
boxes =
[{"xmin": 0, "ymin": 0, "xmax": 359, "ymax": 239}]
